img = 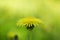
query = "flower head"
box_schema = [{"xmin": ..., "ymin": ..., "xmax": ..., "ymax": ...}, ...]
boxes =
[
  {"xmin": 17, "ymin": 17, "xmax": 43, "ymax": 26},
  {"xmin": 17, "ymin": 17, "xmax": 44, "ymax": 31}
]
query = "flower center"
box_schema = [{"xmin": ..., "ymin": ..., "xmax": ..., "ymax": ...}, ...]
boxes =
[{"xmin": 25, "ymin": 23, "xmax": 35, "ymax": 31}]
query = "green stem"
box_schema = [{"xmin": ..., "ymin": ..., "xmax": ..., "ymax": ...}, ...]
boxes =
[{"xmin": 28, "ymin": 31, "xmax": 32, "ymax": 40}]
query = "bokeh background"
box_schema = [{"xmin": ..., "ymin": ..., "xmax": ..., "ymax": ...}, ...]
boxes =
[{"xmin": 0, "ymin": 0, "xmax": 60, "ymax": 40}]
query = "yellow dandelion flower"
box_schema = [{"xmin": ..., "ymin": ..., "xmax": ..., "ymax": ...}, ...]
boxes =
[
  {"xmin": 17, "ymin": 17, "xmax": 43, "ymax": 26},
  {"xmin": 17, "ymin": 17, "xmax": 45, "ymax": 31},
  {"xmin": 7, "ymin": 32, "xmax": 21, "ymax": 40}
]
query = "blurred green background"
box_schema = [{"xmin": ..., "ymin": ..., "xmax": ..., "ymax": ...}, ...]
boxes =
[{"xmin": 0, "ymin": 0, "xmax": 60, "ymax": 40}]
